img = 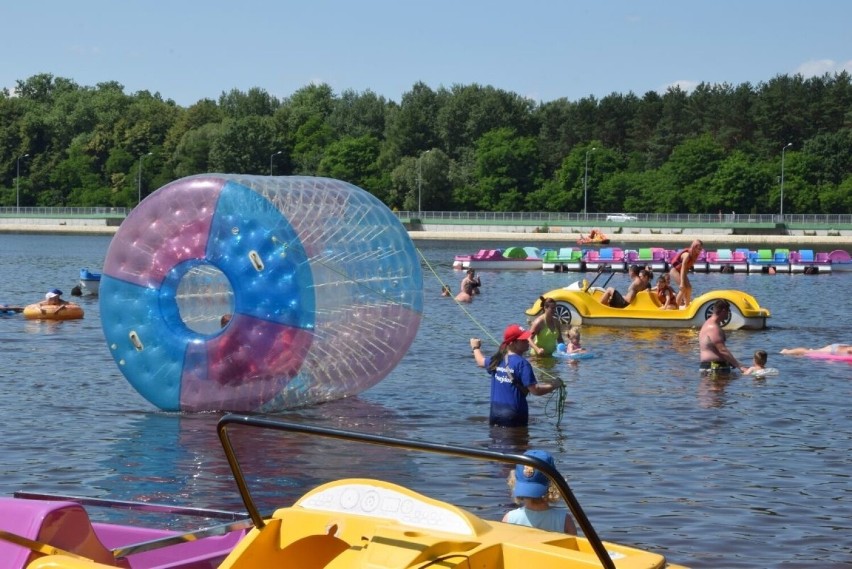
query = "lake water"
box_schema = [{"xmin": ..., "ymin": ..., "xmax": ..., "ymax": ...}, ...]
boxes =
[{"xmin": 0, "ymin": 234, "xmax": 850, "ymax": 568}]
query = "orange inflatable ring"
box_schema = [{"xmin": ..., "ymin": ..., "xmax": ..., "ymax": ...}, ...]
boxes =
[{"xmin": 22, "ymin": 302, "xmax": 84, "ymax": 321}]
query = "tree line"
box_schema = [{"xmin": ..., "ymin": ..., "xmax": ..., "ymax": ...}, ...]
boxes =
[{"xmin": 2, "ymin": 72, "xmax": 851, "ymax": 215}]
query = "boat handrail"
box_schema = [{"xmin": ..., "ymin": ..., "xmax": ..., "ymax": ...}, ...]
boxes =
[
  {"xmin": 583, "ymin": 266, "xmax": 609, "ymax": 291},
  {"xmin": 217, "ymin": 413, "xmax": 618, "ymax": 569},
  {"xmin": 12, "ymin": 491, "xmax": 254, "ymax": 560},
  {"xmin": 111, "ymin": 518, "xmax": 254, "ymax": 559},
  {"xmin": 13, "ymin": 491, "xmax": 248, "ymax": 521}
]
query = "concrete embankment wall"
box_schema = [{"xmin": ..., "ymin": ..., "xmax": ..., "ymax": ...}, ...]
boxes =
[
  {"xmin": 0, "ymin": 218, "xmax": 117, "ymax": 235},
  {"xmin": 1, "ymin": 219, "xmax": 851, "ymax": 248}
]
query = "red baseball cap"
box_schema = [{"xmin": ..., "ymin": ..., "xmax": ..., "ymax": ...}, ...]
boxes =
[{"xmin": 503, "ymin": 324, "xmax": 532, "ymax": 345}]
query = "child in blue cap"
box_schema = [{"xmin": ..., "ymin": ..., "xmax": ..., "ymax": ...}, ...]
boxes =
[{"xmin": 502, "ymin": 450, "xmax": 576, "ymax": 534}]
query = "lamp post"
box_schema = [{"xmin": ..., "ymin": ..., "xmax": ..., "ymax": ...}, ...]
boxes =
[
  {"xmin": 16, "ymin": 153, "xmax": 29, "ymax": 214},
  {"xmin": 270, "ymin": 150, "xmax": 282, "ymax": 175},
  {"xmin": 583, "ymin": 147, "xmax": 596, "ymax": 219},
  {"xmin": 780, "ymin": 142, "xmax": 792, "ymax": 218},
  {"xmin": 417, "ymin": 149, "xmax": 432, "ymax": 214},
  {"xmin": 138, "ymin": 152, "xmax": 152, "ymax": 206}
]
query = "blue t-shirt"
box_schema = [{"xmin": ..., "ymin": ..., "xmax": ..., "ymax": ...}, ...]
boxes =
[{"xmin": 483, "ymin": 353, "xmax": 537, "ymax": 427}]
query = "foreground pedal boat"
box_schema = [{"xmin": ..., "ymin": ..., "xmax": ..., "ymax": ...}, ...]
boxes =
[{"xmin": 11, "ymin": 415, "xmax": 689, "ymax": 569}]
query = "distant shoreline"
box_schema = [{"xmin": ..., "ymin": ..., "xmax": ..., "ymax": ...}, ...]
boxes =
[
  {"xmin": 0, "ymin": 224, "xmax": 118, "ymax": 236},
  {"xmin": 2, "ymin": 223, "xmax": 850, "ymax": 249},
  {"xmin": 408, "ymin": 231, "xmax": 852, "ymax": 248}
]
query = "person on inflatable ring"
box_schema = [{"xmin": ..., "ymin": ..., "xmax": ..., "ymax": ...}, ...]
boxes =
[{"xmin": 40, "ymin": 288, "xmax": 69, "ymax": 307}]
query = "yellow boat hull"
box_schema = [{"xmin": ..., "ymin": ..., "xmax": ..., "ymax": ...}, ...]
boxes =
[
  {"xmin": 215, "ymin": 478, "xmax": 688, "ymax": 569},
  {"xmin": 527, "ymin": 281, "xmax": 770, "ymax": 330}
]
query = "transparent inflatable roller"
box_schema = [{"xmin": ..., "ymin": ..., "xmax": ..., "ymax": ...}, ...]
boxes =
[{"xmin": 100, "ymin": 175, "xmax": 423, "ymax": 412}]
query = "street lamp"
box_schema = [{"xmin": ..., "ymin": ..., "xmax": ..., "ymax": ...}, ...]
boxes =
[
  {"xmin": 270, "ymin": 150, "xmax": 282, "ymax": 175},
  {"xmin": 583, "ymin": 147, "xmax": 596, "ymax": 219},
  {"xmin": 780, "ymin": 142, "xmax": 792, "ymax": 218},
  {"xmin": 16, "ymin": 153, "xmax": 29, "ymax": 214},
  {"xmin": 138, "ymin": 152, "xmax": 152, "ymax": 205},
  {"xmin": 417, "ymin": 149, "xmax": 432, "ymax": 214}
]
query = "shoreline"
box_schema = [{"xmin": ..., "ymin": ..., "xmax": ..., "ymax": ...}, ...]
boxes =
[
  {"xmin": 408, "ymin": 231, "xmax": 852, "ymax": 247},
  {"xmin": 2, "ymin": 224, "xmax": 850, "ymax": 248}
]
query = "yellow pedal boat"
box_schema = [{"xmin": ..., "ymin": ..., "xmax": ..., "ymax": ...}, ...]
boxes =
[{"xmin": 526, "ymin": 278, "xmax": 770, "ymax": 330}]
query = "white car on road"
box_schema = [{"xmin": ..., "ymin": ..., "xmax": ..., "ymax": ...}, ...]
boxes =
[{"xmin": 606, "ymin": 213, "xmax": 638, "ymax": 221}]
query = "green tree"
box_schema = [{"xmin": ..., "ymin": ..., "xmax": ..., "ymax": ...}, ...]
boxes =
[
  {"xmin": 172, "ymin": 123, "xmax": 221, "ymax": 178},
  {"xmin": 2, "ymin": 71, "xmax": 851, "ymax": 215},
  {"xmin": 218, "ymin": 87, "xmax": 279, "ymax": 118},
  {"xmin": 471, "ymin": 128, "xmax": 540, "ymax": 211},
  {"xmin": 626, "ymin": 91, "xmax": 664, "ymax": 165},
  {"xmin": 163, "ymin": 99, "xmax": 223, "ymax": 158},
  {"xmin": 317, "ymin": 135, "xmax": 381, "ymax": 194},
  {"xmin": 530, "ymin": 144, "xmax": 621, "ymax": 213},
  {"xmin": 384, "ymin": 82, "xmax": 441, "ymax": 161},
  {"xmin": 388, "ymin": 149, "xmax": 450, "ymax": 211},
  {"xmin": 752, "ymin": 74, "xmax": 809, "ymax": 154},
  {"xmin": 820, "ymin": 176, "xmax": 852, "ymax": 213},
  {"xmin": 436, "ymin": 84, "xmax": 537, "ymax": 159},
  {"xmin": 283, "ymin": 84, "xmax": 335, "ymax": 174},
  {"xmin": 654, "ymin": 134, "xmax": 727, "ymax": 213},
  {"xmin": 597, "ymin": 92, "xmax": 640, "ymax": 150},
  {"xmin": 328, "ymin": 89, "xmax": 388, "ymax": 139},
  {"xmin": 209, "ymin": 116, "xmax": 276, "ymax": 174},
  {"xmin": 60, "ymin": 143, "xmax": 113, "ymax": 206},
  {"xmin": 534, "ymin": 98, "xmax": 578, "ymax": 177},
  {"xmin": 708, "ymin": 151, "xmax": 772, "ymax": 214}
]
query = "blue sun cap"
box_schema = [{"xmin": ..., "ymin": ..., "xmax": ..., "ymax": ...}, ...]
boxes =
[
  {"xmin": 513, "ymin": 449, "xmax": 555, "ymax": 498},
  {"xmin": 45, "ymin": 288, "xmax": 63, "ymax": 299}
]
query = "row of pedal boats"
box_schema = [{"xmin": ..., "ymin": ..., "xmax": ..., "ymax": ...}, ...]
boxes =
[{"xmin": 454, "ymin": 246, "xmax": 852, "ymax": 274}]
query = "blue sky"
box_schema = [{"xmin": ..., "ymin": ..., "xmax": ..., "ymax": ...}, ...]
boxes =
[{"xmin": 4, "ymin": 0, "xmax": 850, "ymax": 107}]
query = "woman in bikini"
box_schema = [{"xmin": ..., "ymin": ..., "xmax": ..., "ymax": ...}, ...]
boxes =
[
  {"xmin": 669, "ymin": 239, "xmax": 703, "ymax": 307},
  {"xmin": 528, "ymin": 297, "xmax": 564, "ymax": 356}
]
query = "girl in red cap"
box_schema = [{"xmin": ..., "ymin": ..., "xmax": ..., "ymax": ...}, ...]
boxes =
[{"xmin": 470, "ymin": 325, "xmax": 562, "ymax": 427}]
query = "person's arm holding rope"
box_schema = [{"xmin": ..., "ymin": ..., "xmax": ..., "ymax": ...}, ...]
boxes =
[
  {"xmin": 470, "ymin": 338, "xmax": 486, "ymax": 366},
  {"xmin": 527, "ymin": 380, "xmax": 562, "ymax": 395}
]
